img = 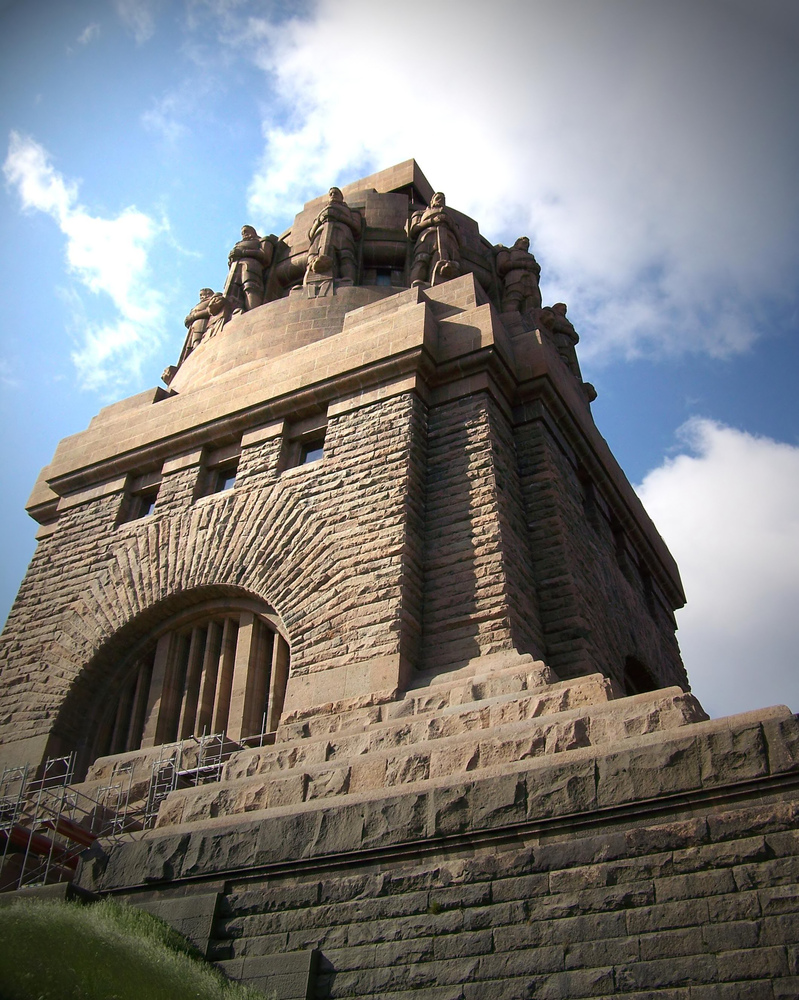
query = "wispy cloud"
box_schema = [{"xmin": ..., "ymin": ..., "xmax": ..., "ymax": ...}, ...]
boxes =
[
  {"xmin": 637, "ymin": 418, "xmax": 799, "ymax": 718},
  {"xmin": 76, "ymin": 23, "xmax": 100, "ymax": 46},
  {"xmin": 235, "ymin": 0, "xmax": 799, "ymax": 363},
  {"xmin": 114, "ymin": 0, "xmax": 157, "ymax": 43},
  {"xmin": 3, "ymin": 131, "xmax": 166, "ymax": 391},
  {"xmin": 0, "ymin": 359, "xmax": 20, "ymax": 391},
  {"xmin": 140, "ymin": 70, "xmax": 220, "ymax": 145},
  {"xmin": 141, "ymin": 93, "xmax": 191, "ymax": 144}
]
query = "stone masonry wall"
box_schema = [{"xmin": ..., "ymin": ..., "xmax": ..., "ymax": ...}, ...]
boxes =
[
  {"xmin": 316, "ymin": 391, "xmax": 427, "ymax": 680},
  {"xmin": 0, "ymin": 390, "xmax": 426, "ymax": 752},
  {"xmin": 482, "ymin": 392, "xmax": 543, "ymax": 661},
  {"xmin": 190, "ymin": 792, "xmax": 799, "ymax": 998},
  {"xmin": 515, "ymin": 409, "xmax": 687, "ymax": 690},
  {"xmin": 420, "ymin": 392, "xmax": 542, "ymax": 672}
]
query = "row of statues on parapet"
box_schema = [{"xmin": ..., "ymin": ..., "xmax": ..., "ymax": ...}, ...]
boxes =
[{"xmin": 175, "ymin": 187, "xmax": 578, "ymax": 381}]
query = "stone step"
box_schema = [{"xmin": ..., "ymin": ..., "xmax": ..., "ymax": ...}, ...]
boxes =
[
  {"xmin": 276, "ymin": 653, "xmax": 560, "ymax": 743},
  {"xmin": 83, "ymin": 707, "xmax": 798, "ymax": 896},
  {"xmin": 154, "ymin": 687, "xmax": 706, "ymax": 829},
  {"xmin": 77, "ymin": 737, "xmax": 244, "ymax": 816},
  {"xmin": 232, "ymin": 673, "xmax": 617, "ymax": 785}
]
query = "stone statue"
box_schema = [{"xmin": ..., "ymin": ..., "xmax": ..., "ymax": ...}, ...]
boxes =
[
  {"xmin": 494, "ymin": 237, "xmax": 542, "ymax": 314},
  {"xmin": 204, "ymin": 292, "xmax": 232, "ymax": 340},
  {"xmin": 307, "ymin": 187, "xmax": 362, "ymax": 284},
  {"xmin": 302, "ymin": 254, "xmax": 335, "ymax": 298},
  {"xmin": 176, "ymin": 288, "xmax": 231, "ymax": 369},
  {"xmin": 224, "ymin": 226, "xmax": 273, "ymax": 313},
  {"xmin": 539, "ymin": 302, "xmax": 591, "ymax": 391},
  {"xmin": 183, "ymin": 288, "xmax": 215, "ymax": 355},
  {"xmin": 408, "ymin": 192, "xmax": 461, "ymax": 287}
]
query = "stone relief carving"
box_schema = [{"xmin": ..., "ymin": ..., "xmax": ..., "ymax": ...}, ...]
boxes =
[
  {"xmin": 494, "ymin": 237, "xmax": 542, "ymax": 314},
  {"xmin": 408, "ymin": 192, "xmax": 461, "ymax": 287},
  {"xmin": 307, "ymin": 187, "xmax": 362, "ymax": 286},
  {"xmin": 224, "ymin": 225, "xmax": 274, "ymax": 313}
]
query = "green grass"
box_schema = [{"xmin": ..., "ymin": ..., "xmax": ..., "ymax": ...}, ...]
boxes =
[{"xmin": 0, "ymin": 897, "xmax": 266, "ymax": 1000}]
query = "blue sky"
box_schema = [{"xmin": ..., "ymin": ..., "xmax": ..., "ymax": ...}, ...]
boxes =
[{"xmin": 1, "ymin": 0, "xmax": 798, "ymax": 718}]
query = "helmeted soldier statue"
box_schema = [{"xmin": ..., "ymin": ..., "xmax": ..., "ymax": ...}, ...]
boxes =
[
  {"xmin": 224, "ymin": 225, "xmax": 273, "ymax": 313},
  {"xmin": 408, "ymin": 192, "xmax": 461, "ymax": 287},
  {"xmin": 306, "ymin": 187, "xmax": 362, "ymax": 285}
]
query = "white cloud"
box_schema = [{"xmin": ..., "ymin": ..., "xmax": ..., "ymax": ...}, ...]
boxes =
[
  {"xmin": 76, "ymin": 23, "xmax": 100, "ymax": 46},
  {"xmin": 114, "ymin": 0, "xmax": 157, "ymax": 43},
  {"xmin": 636, "ymin": 418, "xmax": 799, "ymax": 718},
  {"xmin": 3, "ymin": 132, "xmax": 165, "ymax": 391},
  {"xmin": 236, "ymin": 0, "xmax": 799, "ymax": 363}
]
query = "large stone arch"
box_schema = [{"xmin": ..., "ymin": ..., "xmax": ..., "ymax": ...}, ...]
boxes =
[
  {"xmin": 37, "ymin": 475, "xmax": 338, "ymax": 772},
  {"xmin": 50, "ymin": 585, "xmax": 291, "ymax": 773}
]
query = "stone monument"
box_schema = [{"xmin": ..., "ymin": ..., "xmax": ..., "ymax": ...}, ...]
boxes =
[{"xmin": 0, "ymin": 161, "xmax": 797, "ymax": 999}]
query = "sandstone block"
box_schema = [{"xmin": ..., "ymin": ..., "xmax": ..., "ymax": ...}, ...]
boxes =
[
  {"xmin": 655, "ymin": 869, "xmax": 736, "ymax": 902},
  {"xmin": 758, "ymin": 885, "xmax": 799, "ymax": 915},
  {"xmin": 759, "ymin": 913, "xmax": 799, "ymax": 949},
  {"xmin": 626, "ymin": 898, "xmax": 710, "ymax": 934},
  {"xmin": 463, "ymin": 976, "xmax": 544, "ymax": 1000},
  {"xmin": 490, "ymin": 873, "xmax": 548, "ymax": 903},
  {"xmin": 761, "ymin": 711, "xmax": 799, "ymax": 773},
  {"xmin": 478, "ymin": 946, "xmax": 565, "ymax": 978},
  {"xmin": 463, "ymin": 900, "xmax": 526, "ymax": 932},
  {"xmin": 734, "ymin": 856, "xmax": 799, "ymax": 891},
  {"xmin": 638, "ymin": 927, "xmax": 705, "ymax": 961},
  {"xmin": 564, "ymin": 934, "xmax": 639, "ymax": 969},
  {"xmin": 534, "ymin": 966, "xmax": 615, "ymax": 999},
  {"xmin": 702, "ymin": 919, "xmax": 761, "ymax": 953},
  {"xmin": 717, "ymin": 945, "xmax": 789, "ymax": 981},
  {"xmin": 471, "ymin": 771, "xmax": 527, "ymax": 828},
  {"xmin": 596, "ymin": 733, "xmax": 701, "ymax": 807},
  {"xmin": 361, "ymin": 790, "xmax": 429, "ymax": 849},
  {"xmin": 527, "ymin": 755, "xmax": 597, "ymax": 820},
  {"xmin": 432, "ymin": 929, "xmax": 493, "ymax": 961},
  {"xmin": 615, "ymin": 955, "xmax": 718, "ymax": 990},
  {"xmin": 706, "ymin": 890, "xmax": 762, "ymax": 923},
  {"xmin": 774, "ymin": 979, "xmax": 799, "ymax": 1000},
  {"xmin": 306, "ymin": 765, "xmax": 350, "ymax": 799}
]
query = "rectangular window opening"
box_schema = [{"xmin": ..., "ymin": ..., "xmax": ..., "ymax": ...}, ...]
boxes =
[
  {"xmin": 136, "ymin": 489, "xmax": 159, "ymax": 518},
  {"xmin": 279, "ymin": 412, "xmax": 328, "ymax": 473},
  {"xmin": 197, "ymin": 441, "xmax": 242, "ymax": 499},
  {"xmin": 300, "ymin": 438, "xmax": 325, "ymax": 465},
  {"xmin": 213, "ymin": 462, "xmax": 238, "ymax": 493},
  {"xmin": 119, "ymin": 470, "xmax": 162, "ymax": 524}
]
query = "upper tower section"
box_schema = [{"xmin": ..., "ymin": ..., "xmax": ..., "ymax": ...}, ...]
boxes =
[{"xmin": 4, "ymin": 162, "xmax": 688, "ymax": 779}]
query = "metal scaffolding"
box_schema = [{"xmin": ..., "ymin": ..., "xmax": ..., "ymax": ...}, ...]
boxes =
[
  {"xmin": 0, "ymin": 753, "xmax": 136, "ymax": 891},
  {"xmin": 0, "ymin": 731, "xmax": 241, "ymax": 890},
  {"xmin": 143, "ymin": 732, "xmax": 230, "ymax": 829}
]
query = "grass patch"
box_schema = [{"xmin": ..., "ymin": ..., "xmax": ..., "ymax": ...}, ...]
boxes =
[{"xmin": 0, "ymin": 897, "xmax": 265, "ymax": 1000}]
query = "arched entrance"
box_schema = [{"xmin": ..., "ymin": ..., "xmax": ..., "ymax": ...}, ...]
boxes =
[{"xmin": 88, "ymin": 595, "xmax": 290, "ymax": 765}]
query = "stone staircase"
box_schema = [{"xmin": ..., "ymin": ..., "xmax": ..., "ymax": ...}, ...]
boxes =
[{"xmin": 152, "ymin": 653, "xmax": 708, "ymax": 830}]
